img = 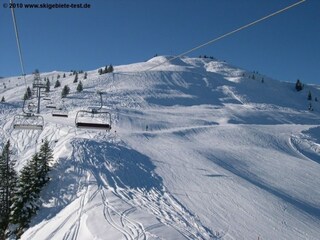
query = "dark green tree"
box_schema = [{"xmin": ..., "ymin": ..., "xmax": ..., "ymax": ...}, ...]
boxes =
[
  {"xmin": 38, "ymin": 139, "xmax": 53, "ymax": 184},
  {"xmin": 63, "ymin": 73, "xmax": 66, "ymax": 78},
  {"xmin": 84, "ymin": 72, "xmax": 87, "ymax": 79},
  {"xmin": 61, "ymin": 85, "xmax": 70, "ymax": 98},
  {"xmin": 73, "ymin": 73, "xmax": 78, "ymax": 83},
  {"xmin": 23, "ymin": 87, "xmax": 32, "ymax": 100},
  {"xmin": 9, "ymin": 140, "xmax": 53, "ymax": 238},
  {"xmin": 103, "ymin": 66, "xmax": 108, "ymax": 74},
  {"xmin": 295, "ymin": 79, "xmax": 303, "ymax": 91},
  {"xmin": 1, "ymin": 96, "xmax": 5, "ymax": 102},
  {"xmin": 45, "ymin": 79, "xmax": 50, "ymax": 92},
  {"xmin": 54, "ymin": 80, "xmax": 61, "ymax": 88},
  {"xmin": 107, "ymin": 64, "xmax": 114, "ymax": 73},
  {"xmin": 98, "ymin": 69, "xmax": 103, "ymax": 75},
  {"xmin": 0, "ymin": 141, "xmax": 18, "ymax": 239},
  {"xmin": 77, "ymin": 81, "xmax": 83, "ymax": 92},
  {"xmin": 307, "ymin": 91, "xmax": 312, "ymax": 101},
  {"xmin": 9, "ymin": 154, "xmax": 41, "ymax": 238},
  {"xmin": 23, "ymin": 92, "xmax": 28, "ymax": 101}
]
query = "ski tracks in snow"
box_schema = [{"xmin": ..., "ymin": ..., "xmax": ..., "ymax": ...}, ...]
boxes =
[
  {"xmin": 23, "ymin": 131, "xmax": 218, "ymax": 239},
  {"xmin": 120, "ymin": 188, "xmax": 216, "ymax": 240},
  {"xmin": 74, "ymin": 140, "xmax": 147, "ymax": 240},
  {"xmin": 100, "ymin": 189, "xmax": 147, "ymax": 240},
  {"xmin": 52, "ymin": 138, "xmax": 216, "ymax": 240}
]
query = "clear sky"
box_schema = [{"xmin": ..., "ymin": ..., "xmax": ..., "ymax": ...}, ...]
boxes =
[{"xmin": 0, "ymin": 0, "xmax": 319, "ymax": 84}]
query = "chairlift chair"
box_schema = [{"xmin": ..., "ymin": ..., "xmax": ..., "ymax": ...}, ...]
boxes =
[
  {"xmin": 75, "ymin": 110, "xmax": 111, "ymax": 130},
  {"xmin": 13, "ymin": 113, "xmax": 44, "ymax": 130},
  {"xmin": 75, "ymin": 92, "xmax": 111, "ymax": 131},
  {"xmin": 46, "ymin": 102, "xmax": 56, "ymax": 109},
  {"xmin": 51, "ymin": 100, "xmax": 68, "ymax": 117},
  {"xmin": 12, "ymin": 99, "xmax": 44, "ymax": 130},
  {"xmin": 52, "ymin": 107, "xmax": 68, "ymax": 118}
]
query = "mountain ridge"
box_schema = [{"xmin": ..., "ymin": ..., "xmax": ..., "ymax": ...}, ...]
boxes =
[{"xmin": 0, "ymin": 56, "xmax": 319, "ymax": 239}]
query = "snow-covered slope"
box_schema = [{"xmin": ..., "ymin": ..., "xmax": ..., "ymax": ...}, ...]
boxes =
[{"xmin": 1, "ymin": 56, "xmax": 320, "ymax": 239}]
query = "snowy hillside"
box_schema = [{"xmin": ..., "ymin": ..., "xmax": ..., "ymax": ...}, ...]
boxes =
[{"xmin": 1, "ymin": 56, "xmax": 320, "ymax": 239}]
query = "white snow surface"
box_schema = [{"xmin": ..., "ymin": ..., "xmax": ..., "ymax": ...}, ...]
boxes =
[{"xmin": 0, "ymin": 56, "xmax": 320, "ymax": 239}]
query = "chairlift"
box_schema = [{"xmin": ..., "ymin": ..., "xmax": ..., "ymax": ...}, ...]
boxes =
[
  {"xmin": 13, "ymin": 113, "xmax": 44, "ymax": 130},
  {"xmin": 12, "ymin": 99, "xmax": 44, "ymax": 130},
  {"xmin": 52, "ymin": 104, "xmax": 68, "ymax": 118},
  {"xmin": 75, "ymin": 92, "xmax": 111, "ymax": 131},
  {"xmin": 46, "ymin": 102, "xmax": 56, "ymax": 109},
  {"xmin": 75, "ymin": 110, "xmax": 111, "ymax": 130}
]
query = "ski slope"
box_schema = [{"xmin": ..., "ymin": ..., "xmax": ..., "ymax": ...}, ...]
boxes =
[{"xmin": 0, "ymin": 56, "xmax": 320, "ymax": 239}]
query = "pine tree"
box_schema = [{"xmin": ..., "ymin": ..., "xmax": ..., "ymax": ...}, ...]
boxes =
[
  {"xmin": 0, "ymin": 141, "xmax": 18, "ymax": 239},
  {"xmin": 107, "ymin": 64, "xmax": 114, "ymax": 73},
  {"xmin": 73, "ymin": 73, "xmax": 78, "ymax": 83},
  {"xmin": 54, "ymin": 80, "xmax": 61, "ymax": 88},
  {"xmin": 38, "ymin": 140, "xmax": 53, "ymax": 185},
  {"xmin": 84, "ymin": 72, "xmax": 87, "ymax": 79},
  {"xmin": 103, "ymin": 66, "xmax": 108, "ymax": 74},
  {"xmin": 295, "ymin": 79, "xmax": 303, "ymax": 91},
  {"xmin": 1, "ymin": 96, "xmax": 5, "ymax": 102},
  {"xmin": 45, "ymin": 79, "xmax": 50, "ymax": 92},
  {"xmin": 23, "ymin": 87, "xmax": 32, "ymax": 100},
  {"xmin": 9, "ymin": 154, "xmax": 41, "ymax": 238},
  {"xmin": 57, "ymin": 74, "xmax": 60, "ymax": 79},
  {"xmin": 307, "ymin": 91, "xmax": 312, "ymax": 101},
  {"xmin": 23, "ymin": 92, "xmax": 28, "ymax": 101},
  {"xmin": 61, "ymin": 85, "xmax": 70, "ymax": 98},
  {"xmin": 9, "ymin": 141, "xmax": 53, "ymax": 238},
  {"xmin": 98, "ymin": 69, "xmax": 103, "ymax": 75},
  {"xmin": 63, "ymin": 73, "xmax": 66, "ymax": 78},
  {"xmin": 27, "ymin": 87, "xmax": 32, "ymax": 98},
  {"xmin": 77, "ymin": 81, "xmax": 83, "ymax": 92}
]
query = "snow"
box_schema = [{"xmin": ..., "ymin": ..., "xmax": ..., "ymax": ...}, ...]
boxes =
[{"xmin": 0, "ymin": 56, "xmax": 320, "ymax": 239}]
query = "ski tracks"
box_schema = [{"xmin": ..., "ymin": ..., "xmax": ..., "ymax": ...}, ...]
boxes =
[
  {"xmin": 62, "ymin": 174, "xmax": 90, "ymax": 240},
  {"xmin": 118, "ymin": 187, "xmax": 216, "ymax": 240},
  {"xmin": 100, "ymin": 189, "xmax": 147, "ymax": 240},
  {"xmin": 36, "ymin": 137, "xmax": 217, "ymax": 239},
  {"xmin": 73, "ymin": 140, "xmax": 147, "ymax": 240}
]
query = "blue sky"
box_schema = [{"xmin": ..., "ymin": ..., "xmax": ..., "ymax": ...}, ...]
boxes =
[{"xmin": 0, "ymin": 0, "xmax": 319, "ymax": 84}]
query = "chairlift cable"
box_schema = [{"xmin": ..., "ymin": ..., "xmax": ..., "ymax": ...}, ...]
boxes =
[
  {"xmin": 144, "ymin": 0, "xmax": 306, "ymax": 72},
  {"xmin": 10, "ymin": 0, "xmax": 27, "ymax": 86}
]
